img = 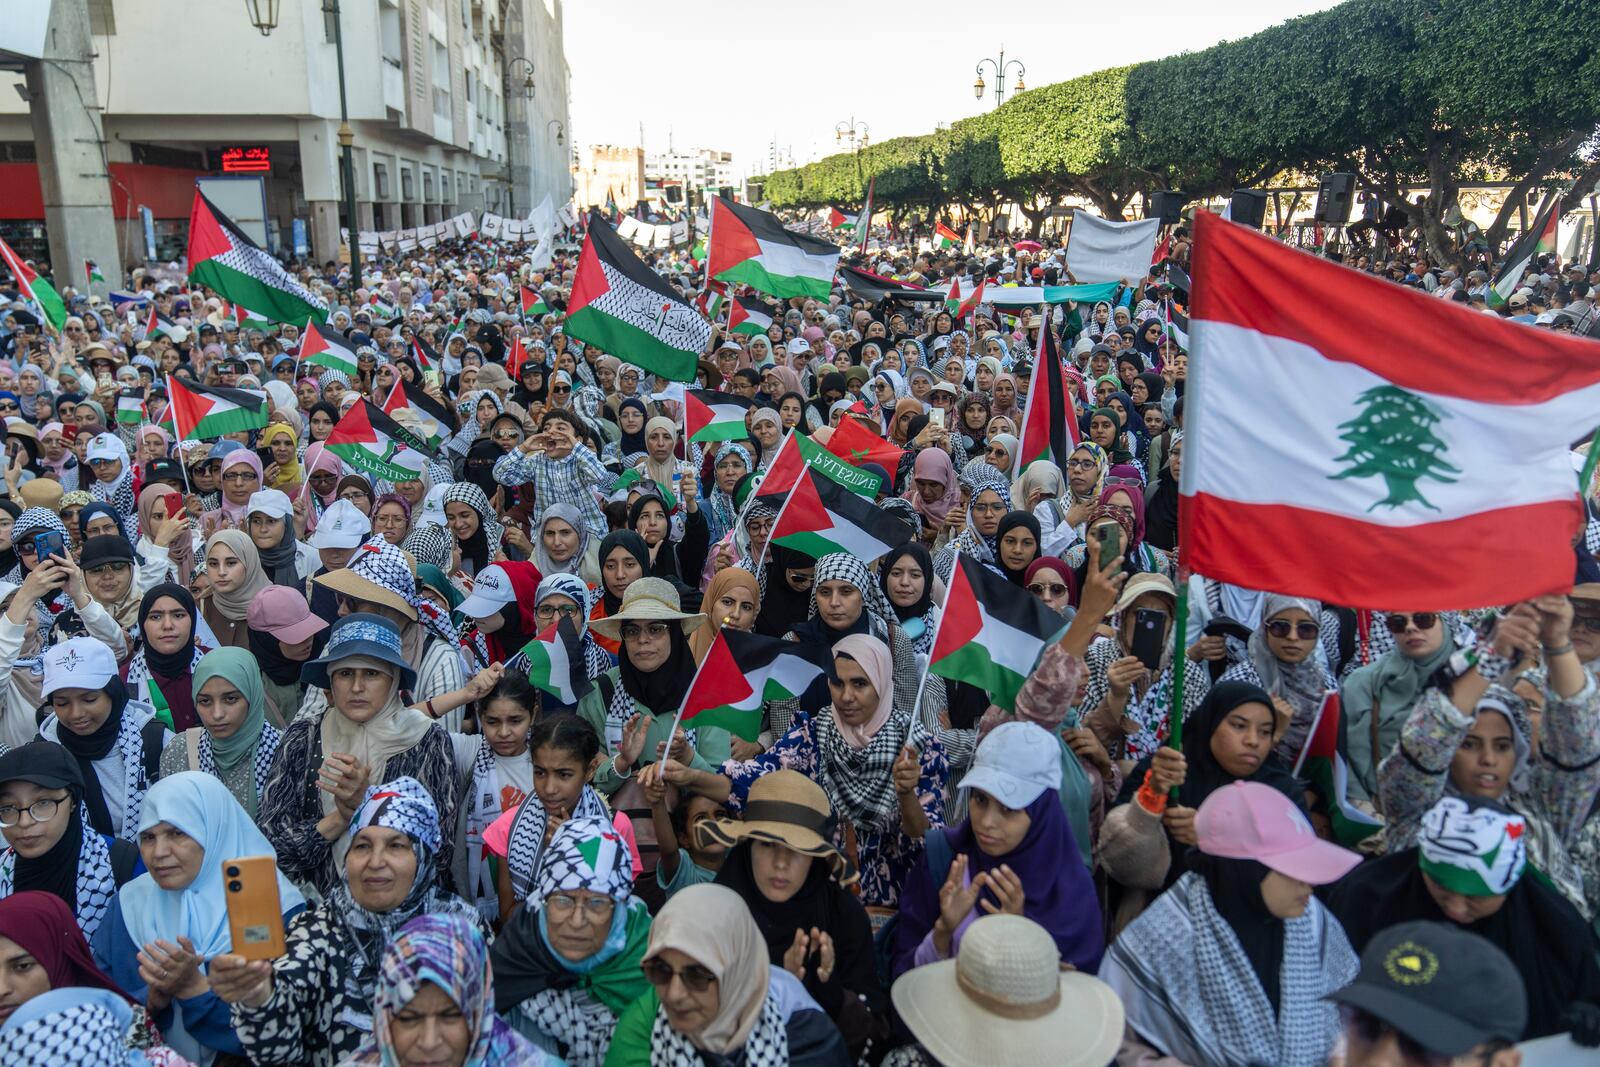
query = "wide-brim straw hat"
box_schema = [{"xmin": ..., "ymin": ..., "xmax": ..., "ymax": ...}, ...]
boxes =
[
  {"xmin": 891, "ymin": 914, "xmax": 1124, "ymax": 1067},
  {"xmin": 313, "ymin": 566, "xmax": 418, "ymax": 621},
  {"xmin": 696, "ymin": 770, "xmax": 855, "ymax": 884},
  {"xmin": 588, "ymin": 576, "xmax": 704, "ymax": 640}
]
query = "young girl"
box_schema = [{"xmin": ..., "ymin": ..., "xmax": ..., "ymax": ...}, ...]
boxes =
[
  {"xmin": 451, "ymin": 671, "xmax": 539, "ymax": 923},
  {"xmin": 639, "ymin": 760, "xmax": 729, "ymax": 899},
  {"xmin": 483, "ymin": 715, "xmax": 642, "ymax": 923}
]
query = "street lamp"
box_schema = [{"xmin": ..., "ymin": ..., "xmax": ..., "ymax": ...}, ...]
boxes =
[
  {"xmin": 508, "ymin": 57, "xmax": 535, "ymax": 100},
  {"xmin": 244, "ymin": 0, "xmax": 280, "ymax": 35},
  {"xmin": 973, "ymin": 48, "xmax": 1025, "ymax": 106},
  {"xmin": 834, "ymin": 118, "xmax": 869, "ymax": 151},
  {"xmin": 547, "ymin": 119, "xmax": 565, "ymax": 146},
  {"xmin": 253, "ymin": 2, "xmax": 361, "ymax": 282}
]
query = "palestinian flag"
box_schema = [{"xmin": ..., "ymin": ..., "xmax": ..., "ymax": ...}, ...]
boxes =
[
  {"xmin": 85, "ymin": 259, "xmax": 106, "ymax": 285},
  {"xmin": 686, "ymin": 389, "xmax": 754, "ymax": 443},
  {"xmin": 956, "ymin": 277, "xmax": 986, "ymax": 320},
  {"xmin": 928, "ymin": 554, "xmax": 1069, "ymax": 711},
  {"xmin": 944, "ymin": 277, "xmax": 964, "ymax": 315},
  {"xmin": 142, "ymin": 305, "xmax": 175, "ymax": 341},
  {"xmin": 728, "ymin": 295, "xmax": 777, "ymax": 337},
  {"xmin": 234, "ymin": 304, "xmax": 274, "ymax": 331},
  {"xmin": 0, "ymin": 237, "xmax": 66, "ymax": 330},
  {"xmin": 1163, "ymin": 307, "xmax": 1189, "ymax": 351},
  {"xmin": 381, "ymin": 377, "xmax": 451, "ymax": 450},
  {"xmin": 708, "ymin": 196, "xmax": 840, "ymax": 301},
  {"xmin": 677, "ymin": 628, "xmax": 823, "ymax": 741},
  {"xmin": 770, "ymin": 467, "xmax": 912, "ymax": 562},
  {"xmin": 326, "ymin": 400, "xmax": 432, "ymax": 482},
  {"xmin": 186, "ymin": 190, "xmax": 327, "ymax": 324},
  {"xmin": 837, "ymin": 266, "xmax": 940, "ymax": 305},
  {"xmin": 520, "ymin": 285, "xmax": 550, "ymax": 317},
  {"xmin": 823, "ymin": 414, "xmax": 904, "ymax": 474},
  {"xmin": 827, "ymin": 207, "xmax": 851, "ymax": 231},
  {"xmin": 1182, "ymin": 210, "xmax": 1600, "ymax": 610},
  {"xmin": 1015, "ymin": 321, "xmax": 1078, "ymax": 480},
  {"xmin": 519, "ymin": 616, "xmax": 593, "ymax": 705},
  {"xmin": 300, "ymin": 319, "xmax": 361, "ymax": 376},
  {"xmin": 934, "ymin": 222, "xmax": 962, "ymax": 249},
  {"xmin": 165, "ymin": 375, "xmax": 268, "ymax": 441},
  {"xmin": 565, "ymin": 210, "xmax": 711, "ymax": 382},
  {"xmin": 115, "ymin": 390, "xmax": 146, "ymax": 426},
  {"xmin": 410, "ymin": 335, "xmax": 439, "ymax": 373},
  {"xmin": 607, "ymin": 467, "xmax": 677, "ymax": 510},
  {"xmin": 755, "ymin": 429, "xmax": 882, "ymax": 503},
  {"xmin": 1293, "ymin": 691, "xmax": 1383, "ymax": 846},
  {"xmin": 1489, "ymin": 194, "xmax": 1560, "ymax": 308}
]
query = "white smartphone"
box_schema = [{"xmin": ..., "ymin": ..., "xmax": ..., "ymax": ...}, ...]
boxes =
[{"xmin": 928, "ymin": 408, "xmax": 945, "ymax": 430}]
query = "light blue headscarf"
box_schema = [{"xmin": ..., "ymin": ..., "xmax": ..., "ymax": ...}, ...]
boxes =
[{"xmin": 119, "ymin": 772, "xmax": 305, "ymax": 958}]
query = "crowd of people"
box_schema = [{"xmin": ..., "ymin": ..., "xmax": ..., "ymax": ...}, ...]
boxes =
[{"xmin": 0, "ymin": 212, "xmax": 1594, "ymax": 1066}]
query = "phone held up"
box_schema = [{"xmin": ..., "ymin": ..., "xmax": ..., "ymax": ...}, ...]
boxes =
[
  {"xmin": 1130, "ymin": 608, "xmax": 1166, "ymax": 671},
  {"xmin": 224, "ymin": 856, "xmax": 287, "ymax": 960}
]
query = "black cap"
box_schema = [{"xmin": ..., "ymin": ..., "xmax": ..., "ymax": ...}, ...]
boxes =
[
  {"xmin": 1327, "ymin": 921, "xmax": 1527, "ymax": 1056},
  {"xmin": 0, "ymin": 741, "xmax": 84, "ymax": 793},
  {"xmin": 146, "ymin": 458, "xmax": 184, "ymax": 485},
  {"xmin": 79, "ymin": 534, "xmax": 135, "ymax": 568}
]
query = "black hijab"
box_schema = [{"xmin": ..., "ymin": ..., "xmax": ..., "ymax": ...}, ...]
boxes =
[
  {"xmin": 1145, "ymin": 447, "xmax": 1180, "ymax": 552},
  {"xmin": 878, "ymin": 544, "xmax": 932, "ymax": 623},
  {"xmin": 0, "ymin": 743, "xmax": 88, "ymax": 910},
  {"xmin": 1190, "ymin": 851, "xmax": 1284, "ymax": 1014},
  {"xmin": 597, "ymin": 530, "xmax": 650, "ymax": 614},
  {"xmin": 0, "ymin": 499, "xmax": 20, "ymax": 576},
  {"xmin": 777, "ymin": 392, "xmax": 809, "ymax": 436},
  {"xmin": 617, "ymin": 398, "xmax": 650, "ymax": 456},
  {"xmin": 248, "ymin": 618, "xmax": 305, "ymax": 686},
  {"xmin": 1175, "ymin": 680, "xmax": 1303, "ymax": 810},
  {"xmin": 618, "ymin": 623, "xmax": 696, "ymax": 715},
  {"xmin": 52, "ymin": 678, "xmax": 131, "ymax": 837},
  {"xmin": 1137, "ymin": 371, "xmax": 1166, "ymax": 407},
  {"xmin": 464, "ymin": 438, "xmax": 504, "ymax": 503},
  {"xmin": 755, "ymin": 544, "xmax": 815, "ymax": 639},
  {"xmin": 993, "ymin": 510, "xmax": 1041, "ymax": 586},
  {"xmin": 139, "ymin": 584, "xmax": 197, "ymax": 678}
]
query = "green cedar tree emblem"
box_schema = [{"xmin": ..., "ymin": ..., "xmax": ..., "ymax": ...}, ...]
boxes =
[{"xmin": 1329, "ymin": 385, "xmax": 1460, "ymax": 511}]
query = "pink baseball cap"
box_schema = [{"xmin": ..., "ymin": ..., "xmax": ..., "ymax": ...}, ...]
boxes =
[
  {"xmin": 1195, "ymin": 781, "xmax": 1360, "ymax": 886},
  {"xmin": 247, "ymin": 585, "xmax": 330, "ymax": 644}
]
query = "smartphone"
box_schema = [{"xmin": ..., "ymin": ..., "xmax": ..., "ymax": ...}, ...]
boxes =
[
  {"xmin": 1130, "ymin": 607, "xmax": 1167, "ymax": 670},
  {"xmin": 255, "ymin": 447, "xmax": 275, "ymax": 468},
  {"xmin": 32, "ymin": 531, "xmax": 65, "ymax": 562},
  {"xmin": 928, "ymin": 407, "xmax": 945, "ymax": 430},
  {"xmin": 223, "ymin": 856, "xmax": 287, "ymax": 960},
  {"xmin": 1095, "ymin": 522, "xmax": 1122, "ymax": 572},
  {"xmin": 163, "ymin": 491, "xmax": 186, "ymax": 522}
]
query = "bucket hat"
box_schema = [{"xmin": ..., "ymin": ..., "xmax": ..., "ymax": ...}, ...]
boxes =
[{"xmin": 300, "ymin": 612, "xmax": 417, "ymax": 692}]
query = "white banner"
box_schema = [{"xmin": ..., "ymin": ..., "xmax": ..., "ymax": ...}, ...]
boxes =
[
  {"xmin": 417, "ymin": 227, "xmax": 438, "ymax": 249},
  {"xmin": 530, "ymin": 194, "xmax": 555, "ymax": 239},
  {"xmin": 396, "ymin": 228, "xmax": 418, "ymax": 253},
  {"xmin": 651, "ymin": 224, "xmax": 671, "ymax": 249},
  {"xmin": 480, "ymin": 213, "xmax": 503, "ymax": 240},
  {"xmin": 1064, "ymin": 212, "xmax": 1160, "ymax": 283},
  {"xmin": 670, "ymin": 220, "xmax": 689, "ymax": 245},
  {"xmin": 451, "ymin": 211, "xmax": 476, "ymax": 239},
  {"xmin": 434, "ymin": 221, "xmax": 454, "ymax": 243},
  {"xmin": 558, "ymin": 202, "xmax": 579, "ymax": 229},
  {"xmin": 616, "ymin": 216, "xmax": 641, "ymax": 242},
  {"xmin": 377, "ymin": 230, "xmax": 398, "ymax": 252},
  {"xmin": 502, "ymin": 217, "xmax": 526, "ymax": 242}
]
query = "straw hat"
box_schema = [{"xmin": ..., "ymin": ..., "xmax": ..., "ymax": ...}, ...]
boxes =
[
  {"xmin": 697, "ymin": 770, "xmax": 855, "ymax": 884},
  {"xmin": 891, "ymin": 914, "xmax": 1124, "ymax": 1067},
  {"xmin": 587, "ymin": 577, "xmax": 704, "ymax": 640},
  {"xmin": 311, "ymin": 538, "xmax": 419, "ymax": 621},
  {"xmin": 1112, "ymin": 571, "xmax": 1176, "ymax": 614}
]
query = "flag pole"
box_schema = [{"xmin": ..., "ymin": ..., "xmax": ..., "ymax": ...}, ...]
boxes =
[
  {"xmin": 1579, "ymin": 424, "xmax": 1600, "ymax": 498},
  {"xmin": 1167, "ymin": 568, "xmax": 1190, "ymax": 796},
  {"xmin": 663, "ymin": 628, "xmax": 718, "ymax": 760},
  {"xmin": 164, "ymin": 375, "xmax": 193, "ymax": 497}
]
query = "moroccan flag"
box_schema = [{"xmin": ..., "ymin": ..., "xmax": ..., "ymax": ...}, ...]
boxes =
[
  {"xmin": 824, "ymin": 414, "xmax": 904, "ymax": 475},
  {"xmin": 934, "ymin": 222, "xmax": 962, "ymax": 249},
  {"xmin": 686, "ymin": 389, "xmax": 754, "ymax": 443},
  {"xmin": 115, "ymin": 390, "xmax": 146, "ymax": 426},
  {"xmin": 1293, "ymin": 691, "xmax": 1383, "ymax": 847},
  {"xmin": 326, "ymin": 400, "xmax": 432, "ymax": 482},
  {"xmin": 565, "ymin": 210, "xmax": 711, "ymax": 382},
  {"xmin": 165, "ymin": 375, "xmax": 268, "ymax": 441},
  {"xmin": 1488, "ymin": 195, "xmax": 1560, "ymax": 308},
  {"xmin": 1015, "ymin": 321, "xmax": 1079, "ymax": 480},
  {"xmin": 504, "ymin": 335, "xmax": 531, "ymax": 381},
  {"xmin": 756, "ymin": 429, "xmax": 883, "ymax": 503},
  {"xmin": 186, "ymin": 190, "xmax": 327, "ymax": 324},
  {"xmin": 728, "ymin": 295, "xmax": 777, "ymax": 337},
  {"xmin": 770, "ymin": 467, "xmax": 913, "ymax": 562},
  {"xmin": 676, "ymin": 628, "xmax": 823, "ymax": 742},
  {"xmin": 827, "ymin": 207, "xmax": 850, "ymax": 231},
  {"xmin": 708, "ymin": 196, "xmax": 840, "ymax": 301},
  {"xmin": 928, "ymin": 554, "xmax": 1069, "ymax": 711},
  {"xmin": 519, "ymin": 616, "xmax": 593, "ymax": 705},
  {"xmin": 520, "ymin": 284, "xmax": 550, "ymax": 316},
  {"xmin": 0, "ymin": 237, "xmax": 66, "ymax": 330},
  {"xmin": 380, "ymin": 378, "xmax": 450, "ymax": 451},
  {"xmin": 300, "ymin": 319, "xmax": 361, "ymax": 376},
  {"xmin": 1181, "ymin": 209, "xmax": 1600, "ymax": 610},
  {"xmin": 85, "ymin": 259, "xmax": 106, "ymax": 285},
  {"xmin": 410, "ymin": 335, "xmax": 439, "ymax": 373}
]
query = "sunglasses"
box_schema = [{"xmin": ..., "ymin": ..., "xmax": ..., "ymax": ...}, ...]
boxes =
[
  {"xmin": 491, "ymin": 430, "xmax": 523, "ymax": 442},
  {"xmin": 620, "ymin": 622, "xmax": 671, "ymax": 641},
  {"xmin": 1385, "ymin": 612, "xmax": 1438, "ymax": 634},
  {"xmin": 1265, "ymin": 619, "xmax": 1320, "ymax": 640},
  {"xmin": 1028, "ymin": 581, "xmax": 1069, "ymax": 598},
  {"xmin": 86, "ymin": 562, "xmax": 131, "ymax": 576},
  {"xmin": 641, "ymin": 957, "xmax": 717, "ymax": 992},
  {"xmin": 1572, "ymin": 614, "xmax": 1600, "ymax": 633}
]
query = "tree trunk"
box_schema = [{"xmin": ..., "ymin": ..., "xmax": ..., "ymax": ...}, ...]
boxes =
[{"xmin": 1482, "ymin": 131, "xmax": 1588, "ymax": 259}]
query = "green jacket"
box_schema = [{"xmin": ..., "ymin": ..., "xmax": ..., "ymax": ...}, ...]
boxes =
[{"xmin": 576, "ymin": 667, "xmax": 731, "ymax": 796}]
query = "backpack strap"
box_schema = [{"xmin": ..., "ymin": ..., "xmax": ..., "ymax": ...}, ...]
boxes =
[
  {"xmin": 184, "ymin": 727, "xmax": 202, "ymax": 772},
  {"xmin": 140, "ymin": 719, "xmax": 167, "ymax": 782},
  {"xmin": 107, "ymin": 837, "xmax": 139, "ymax": 886}
]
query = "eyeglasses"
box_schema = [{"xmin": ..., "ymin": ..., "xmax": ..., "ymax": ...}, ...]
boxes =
[
  {"xmin": 1570, "ymin": 613, "xmax": 1600, "ymax": 633},
  {"xmin": 0, "ymin": 796, "xmax": 66, "ymax": 827},
  {"xmin": 641, "ymin": 957, "xmax": 717, "ymax": 992},
  {"xmin": 745, "ymin": 518, "xmax": 772, "ymax": 535},
  {"xmin": 1338, "ymin": 1005, "xmax": 1453, "ymax": 1067},
  {"xmin": 545, "ymin": 892, "xmax": 615, "ymax": 921},
  {"xmin": 536, "ymin": 603, "xmax": 581, "ymax": 621},
  {"xmin": 1385, "ymin": 612, "xmax": 1438, "ymax": 634},
  {"xmin": 620, "ymin": 622, "xmax": 671, "ymax": 641},
  {"xmin": 1265, "ymin": 619, "xmax": 1320, "ymax": 640},
  {"xmin": 1028, "ymin": 582, "xmax": 1069, "ymax": 598},
  {"xmin": 222, "ymin": 471, "xmax": 259, "ymax": 483},
  {"xmin": 971, "ymin": 501, "xmax": 1006, "ymax": 515},
  {"xmin": 86, "ymin": 562, "xmax": 131, "ymax": 577},
  {"xmin": 492, "ymin": 430, "xmax": 523, "ymax": 442}
]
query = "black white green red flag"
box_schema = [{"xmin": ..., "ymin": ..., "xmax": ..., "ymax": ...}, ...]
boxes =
[
  {"xmin": 686, "ymin": 390, "xmax": 754, "ymax": 443},
  {"xmin": 708, "ymin": 197, "xmax": 840, "ymax": 301},
  {"xmin": 755, "ymin": 430, "xmax": 883, "ymax": 504},
  {"xmin": 0, "ymin": 236, "xmax": 66, "ymax": 330},
  {"xmin": 518, "ymin": 616, "xmax": 592, "ymax": 705},
  {"xmin": 521, "ymin": 285, "xmax": 550, "ymax": 316},
  {"xmin": 380, "ymin": 378, "xmax": 451, "ymax": 451},
  {"xmin": 928, "ymin": 554, "xmax": 1069, "ymax": 710},
  {"xmin": 300, "ymin": 320, "xmax": 361, "ymax": 376},
  {"xmin": 1488, "ymin": 195, "xmax": 1560, "ymax": 308},
  {"xmin": 934, "ymin": 222, "xmax": 962, "ymax": 249},
  {"xmin": 1015, "ymin": 319, "xmax": 1079, "ymax": 480},
  {"xmin": 1182, "ymin": 210, "xmax": 1600, "ymax": 610},
  {"xmin": 565, "ymin": 210, "xmax": 711, "ymax": 382},
  {"xmin": 326, "ymin": 400, "xmax": 432, "ymax": 482},
  {"xmin": 728, "ymin": 295, "xmax": 777, "ymax": 337},
  {"xmin": 674, "ymin": 628, "xmax": 823, "ymax": 742},
  {"xmin": 1293, "ymin": 691, "xmax": 1382, "ymax": 846},
  {"xmin": 165, "ymin": 376, "xmax": 268, "ymax": 441},
  {"xmin": 186, "ymin": 190, "xmax": 327, "ymax": 325},
  {"xmin": 770, "ymin": 467, "xmax": 913, "ymax": 562}
]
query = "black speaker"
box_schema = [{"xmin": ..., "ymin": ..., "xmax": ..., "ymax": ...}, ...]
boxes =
[
  {"xmin": 1229, "ymin": 189, "xmax": 1268, "ymax": 230},
  {"xmin": 1315, "ymin": 172, "xmax": 1356, "ymax": 224},
  {"xmin": 1149, "ymin": 190, "xmax": 1185, "ymax": 226},
  {"xmin": 664, "ymin": 185, "xmax": 683, "ymax": 204}
]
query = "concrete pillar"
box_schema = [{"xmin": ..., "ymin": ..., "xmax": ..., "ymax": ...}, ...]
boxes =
[
  {"xmin": 26, "ymin": 0, "xmax": 121, "ymax": 295},
  {"xmin": 357, "ymin": 201, "xmax": 376, "ymax": 231},
  {"xmin": 309, "ymin": 201, "xmax": 340, "ymax": 265}
]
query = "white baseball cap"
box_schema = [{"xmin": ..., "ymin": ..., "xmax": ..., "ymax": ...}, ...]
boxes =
[
  {"xmin": 85, "ymin": 434, "xmax": 123, "ymax": 463},
  {"xmin": 43, "ymin": 637, "xmax": 119, "ymax": 699},
  {"xmin": 247, "ymin": 488, "xmax": 293, "ymax": 521},
  {"xmin": 310, "ymin": 498, "xmax": 372, "ymax": 549},
  {"xmin": 959, "ymin": 722, "xmax": 1063, "ymax": 810},
  {"xmin": 456, "ymin": 564, "xmax": 516, "ymax": 619}
]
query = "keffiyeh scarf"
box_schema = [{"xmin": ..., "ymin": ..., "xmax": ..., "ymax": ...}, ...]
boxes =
[
  {"xmin": 815, "ymin": 710, "xmax": 919, "ymax": 835},
  {"xmin": 0, "ymin": 830, "xmax": 116, "ymax": 939},
  {"xmin": 504, "ymin": 786, "xmax": 610, "ymax": 902},
  {"xmin": 648, "ymin": 988, "xmax": 789, "ymax": 1067}
]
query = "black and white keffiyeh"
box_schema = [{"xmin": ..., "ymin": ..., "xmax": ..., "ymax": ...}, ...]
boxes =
[
  {"xmin": 462, "ymin": 736, "xmax": 532, "ymax": 922},
  {"xmin": 814, "ymin": 709, "xmax": 919, "ymax": 835},
  {"xmin": 648, "ymin": 988, "xmax": 788, "ymax": 1067},
  {"xmin": 534, "ymin": 815, "xmax": 633, "ymax": 902},
  {"xmin": 0, "ymin": 997, "xmax": 131, "ymax": 1065},
  {"xmin": 0, "ymin": 829, "xmax": 117, "ymax": 939},
  {"xmin": 504, "ymin": 786, "xmax": 609, "ymax": 902},
  {"xmin": 808, "ymin": 553, "xmax": 895, "ymax": 636},
  {"xmin": 196, "ymin": 721, "xmax": 282, "ymax": 812}
]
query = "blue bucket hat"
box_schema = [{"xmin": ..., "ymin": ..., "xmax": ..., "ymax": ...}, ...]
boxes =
[{"xmin": 300, "ymin": 612, "xmax": 418, "ymax": 692}]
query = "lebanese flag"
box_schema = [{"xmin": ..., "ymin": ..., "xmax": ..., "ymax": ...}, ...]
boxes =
[
  {"xmin": 770, "ymin": 467, "xmax": 914, "ymax": 563},
  {"xmin": 519, "ymin": 616, "xmax": 592, "ymax": 705},
  {"xmin": 1293, "ymin": 691, "xmax": 1383, "ymax": 846},
  {"xmin": 1181, "ymin": 210, "xmax": 1600, "ymax": 610},
  {"xmin": 1015, "ymin": 320, "xmax": 1078, "ymax": 480},
  {"xmin": 823, "ymin": 414, "xmax": 904, "ymax": 474},
  {"xmin": 300, "ymin": 319, "xmax": 361, "ymax": 375},
  {"xmin": 676, "ymin": 628, "xmax": 823, "ymax": 742},
  {"xmin": 686, "ymin": 389, "xmax": 754, "ymax": 443},
  {"xmin": 928, "ymin": 554, "xmax": 1069, "ymax": 711}
]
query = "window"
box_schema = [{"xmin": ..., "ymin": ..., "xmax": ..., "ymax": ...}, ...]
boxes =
[
  {"xmin": 374, "ymin": 163, "xmax": 390, "ymax": 200},
  {"xmin": 401, "ymin": 168, "xmax": 415, "ymax": 202},
  {"xmin": 424, "ymin": 173, "xmax": 434, "ymax": 202}
]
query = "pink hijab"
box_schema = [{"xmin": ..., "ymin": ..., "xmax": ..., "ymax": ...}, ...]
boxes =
[
  {"xmin": 215, "ymin": 450, "xmax": 263, "ymax": 525},
  {"xmin": 904, "ymin": 446, "xmax": 960, "ymax": 526},
  {"xmin": 301, "ymin": 442, "xmax": 345, "ymax": 532},
  {"xmin": 831, "ymin": 633, "xmax": 895, "ymax": 748}
]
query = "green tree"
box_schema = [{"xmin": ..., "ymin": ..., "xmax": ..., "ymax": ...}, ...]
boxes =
[{"xmin": 1329, "ymin": 385, "xmax": 1460, "ymax": 511}]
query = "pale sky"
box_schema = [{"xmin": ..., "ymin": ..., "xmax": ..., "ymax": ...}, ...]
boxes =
[{"xmin": 564, "ymin": 0, "xmax": 1346, "ymax": 178}]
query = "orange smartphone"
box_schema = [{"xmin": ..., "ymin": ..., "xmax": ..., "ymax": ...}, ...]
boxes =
[{"xmin": 223, "ymin": 856, "xmax": 287, "ymax": 960}]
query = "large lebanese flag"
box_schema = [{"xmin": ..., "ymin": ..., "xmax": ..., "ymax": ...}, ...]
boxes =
[{"xmin": 1181, "ymin": 211, "xmax": 1600, "ymax": 610}]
